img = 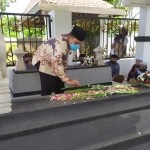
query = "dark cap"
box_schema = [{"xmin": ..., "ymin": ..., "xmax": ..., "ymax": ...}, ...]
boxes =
[
  {"xmin": 111, "ymin": 55, "xmax": 118, "ymax": 59},
  {"xmin": 71, "ymin": 25, "xmax": 87, "ymax": 41},
  {"xmin": 79, "ymin": 54, "xmax": 85, "ymax": 57},
  {"xmin": 23, "ymin": 53, "xmax": 32, "ymax": 59}
]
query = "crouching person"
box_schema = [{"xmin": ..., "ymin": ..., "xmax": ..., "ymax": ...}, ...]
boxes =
[
  {"xmin": 130, "ymin": 62, "xmax": 148, "ymax": 84},
  {"xmin": 127, "ymin": 57, "xmax": 143, "ymax": 81}
]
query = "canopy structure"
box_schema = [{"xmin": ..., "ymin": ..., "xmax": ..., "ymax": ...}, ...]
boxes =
[
  {"xmin": 123, "ymin": 0, "xmax": 150, "ymax": 7},
  {"xmin": 38, "ymin": 0, "xmax": 124, "ymax": 16}
]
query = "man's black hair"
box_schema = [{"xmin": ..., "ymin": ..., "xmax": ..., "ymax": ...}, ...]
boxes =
[
  {"xmin": 79, "ymin": 54, "xmax": 85, "ymax": 57},
  {"xmin": 23, "ymin": 53, "xmax": 32, "ymax": 59},
  {"xmin": 110, "ymin": 55, "xmax": 118, "ymax": 59}
]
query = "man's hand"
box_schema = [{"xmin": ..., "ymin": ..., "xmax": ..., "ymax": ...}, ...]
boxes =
[
  {"xmin": 65, "ymin": 79, "xmax": 80, "ymax": 87},
  {"xmin": 131, "ymin": 78, "xmax": 136, "ymax": 84},
  {"xmin": 64, "ymin": 67, "xmax": 67, "ymax": 73},
  {"xmin": 28, "ymin": 61, "xmax": 33, "ymax": 66}
]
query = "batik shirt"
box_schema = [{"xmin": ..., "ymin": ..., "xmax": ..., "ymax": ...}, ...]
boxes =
[{"xmin": 32, "ymin": 34, "xmax": 71, "ymax": 82}]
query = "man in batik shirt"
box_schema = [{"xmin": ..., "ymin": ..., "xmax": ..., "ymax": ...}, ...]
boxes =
[{"xmin": 32, "ymin": 25, "xmax": 87, "ymax": 96}]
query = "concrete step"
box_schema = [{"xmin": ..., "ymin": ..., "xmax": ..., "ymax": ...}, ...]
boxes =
[
  {"xmin": 0, "ymin": 109, "xmax": 150, "ymax": 150},
  {"xmin": 0, "ymin": 86, "xmax": 150, "ymax": 150}
]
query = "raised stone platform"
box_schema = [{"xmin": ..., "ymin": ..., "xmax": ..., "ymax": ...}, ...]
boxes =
[
  {"xmin": 9, "ymin": 69, "xmax": 41, "ymax": 97},
  {"xmin": 9, "ymin": 66, "xmax": 112, "ymax": 97},
  {"xmin": 66, "ymin": 65, "xmax": 112, "ymax": 86}
]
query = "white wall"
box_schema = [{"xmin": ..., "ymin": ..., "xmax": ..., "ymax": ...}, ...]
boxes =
[{"xmin": 49, "ymin": 10, "xmax": 72, "ymax": 37}]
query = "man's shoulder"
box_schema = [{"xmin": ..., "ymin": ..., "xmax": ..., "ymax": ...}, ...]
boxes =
[
  {"xmin": 116, "ymin": 62, "xmax": 120, "ymax": 65},
  {"xmin": 44, "ymin": 34, "xmax": 68, "ymax": 46},
  {"xmin": 105, "ymin": 61, "xmax": 111, "ymax": 65}
]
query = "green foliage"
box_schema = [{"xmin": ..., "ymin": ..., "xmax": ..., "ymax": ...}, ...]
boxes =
[
  {"xmin": 0, "ymin": 0, "xmax": 17, "ymax": 12},
  {"xmin": 0, "ymin": 16, "xmax": 46, "ymax": 38},
  {"xmin": 104, "ymin": 0, "xmax": 123, "ymax": 9},
  {"xmin": 104, "ymin": 0, "xmax": 133, "ymax": 18}
]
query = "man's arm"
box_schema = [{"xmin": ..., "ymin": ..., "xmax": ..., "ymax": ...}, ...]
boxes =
[
  {"xmin": 127, "ymin": 65, "xmax": 135, "ymax": 81},
  {"xmin": 51, "ymin": 46, "xmax": 80, "ymax": 86},
  {"xmin": 130, "ymin": 72, "xmax": 138, "ymax": 84},
  {"xmin": 111, "ymin": 41, "xmax": 116, "ymax": 49},
  {"xmin": 113, "ymin": 63, "xmax": 120, "ymax": 78}
]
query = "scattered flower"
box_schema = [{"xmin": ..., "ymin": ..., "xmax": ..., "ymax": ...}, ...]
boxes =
[
  {"xmin": 50, "ymin": 84, "xmax": 138, "ymax": 102},
  {"xmin": 137, "ymin": 72, "xmax": 150, "ymax": 85}
]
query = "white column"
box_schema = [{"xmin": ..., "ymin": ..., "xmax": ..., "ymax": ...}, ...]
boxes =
[
  {"xmin": 99, "ymin": 15, "xmax": 110, "ymax": 56},
  {"xmin": 136, "ymin": 6, "xmax": 150, "ymax": 69},
  {"xmin": 0, "ymin": 28, "xmax": 7, "ymax": 78},
  {"xmin": 49, "ymin": 10, "xmax": 74, "ymax": 65},
  {"xmin": 49, "ymin": 10, "xmax": 72, "ymax": 36},
  {"xmin": 0, "ymin": 28, "xmax": 12, "ymax": 114}
]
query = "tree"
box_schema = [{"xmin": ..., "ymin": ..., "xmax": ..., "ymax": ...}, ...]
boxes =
[
  {"xmin": 104, "ymin": 0, "xmax": 123, "ymax": 9},
  {"xmin": 104, "ymin": 0, "xmax": 134, "ymax": 18},
  {"xmin": 0, "ymin": 0, "xmax": 17, "ymax": 12}
]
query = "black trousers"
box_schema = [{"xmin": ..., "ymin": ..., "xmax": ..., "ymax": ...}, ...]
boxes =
[
  {"xmin": 39, "ymin": 72, "xmax": 64, "ymax": 96},
  {"xmin": 35, "ymin": 61, "xmax": 64, "ymax": 96}
]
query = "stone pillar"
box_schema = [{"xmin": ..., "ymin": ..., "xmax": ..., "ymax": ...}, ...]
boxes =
[
  {"xmin": 49, "ymin": 10, "xmax": 74, "ymax": 65},
  {"xmin": 0, "ymin": 28, "xmax": 7, "ymax": 78},
  {"xmin": 0, "ymin": 28, "xmax": 12, "ymax": 114},
  {"xmin": 93, "ymin": 46, "xmax": 105, "ymax": 65},
  {"xmin": 134, "ymin": 6, "xmax": 150, "ymax": 69},
  {"xmin": 13, "ymin": 46, "xmax": 26, "ymax": 71},
  {"xmin": 0, "ymin": 68, "xmax": 3, "ymax": 79}
]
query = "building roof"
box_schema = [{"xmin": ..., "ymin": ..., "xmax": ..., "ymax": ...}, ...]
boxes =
[
  {"xmin": 24, "ymin": 0, "xmax": 124, "ymax": 16},
  {"xmin": 39, "ymin": 0, "xmax": 113, "ymax": 8},
  {"xmin": 24, "ymin": 0, "xmax": 40, "ymax": 14}
]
